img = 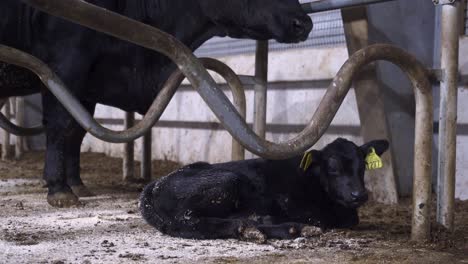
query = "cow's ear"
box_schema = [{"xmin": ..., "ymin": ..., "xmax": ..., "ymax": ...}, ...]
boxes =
[{"xmin": 360, "ymin": 140, "xmax": 390, "ymax": 156}]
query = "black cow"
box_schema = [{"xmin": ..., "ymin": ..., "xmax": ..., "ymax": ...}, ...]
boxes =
[
  {"xmin": 0, "ymin": 0, "xmax": 312, "ymax": 207},
  {"xmin": 140, "ymin": 138, "xmax": 389, "ymax": 241}
]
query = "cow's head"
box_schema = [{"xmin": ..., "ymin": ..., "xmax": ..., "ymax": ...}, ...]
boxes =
[
  {"xmin": 304, "ymin": 138, "xmax": 389, "ymax": 208},
  {"xmin": 199, "ymin": 0, "xmax": 313, "ymax": 43}
]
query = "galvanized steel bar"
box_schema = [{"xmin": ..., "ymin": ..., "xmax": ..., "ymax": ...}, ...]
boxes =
[
  {"xmin": 412, "ymin": 90, "xmax": 434, "ymax": 242},
  {"xmin": 0, "ymin": 42, "xmax": 432, "ymax": 162},
  {"xmin": 123, "ymin": 112, "xmax": 135, "ymax": 181},
  {"xmin": 1, "ymin": 100, "xmax": 11, "ymax": 160},
  {"xmin": 302, "ymin": 0, "xmax": 396, "ymax": 13},
  {"xmin": 141, "ymin": 131, "xmax": 152, "ymax": 181},
  {"xmin": 253, "ymin": 41, "xmax": 269, "ymax": 143},
  {"xmin": 201, "ymin": 58, "xmax": 247, "ymax": 161},
  {"xmin": 437, "ymin": 1, "xmax": 459, "ymax": 231},
  {"xmin": 0, "ymin": 44, "xmax": 247, "ymax": 160},
  {"xmin": 0, "ymin": 44, "xmax": 174, "ymax": 143},
  {"xmin": 14, "ymin": 97, "xmax": 25, "ymax": 159},
  {"xmin": 0, "ymin": 96, "xmax": 43, "ymax": 136},
  {"xmin": 237, "ymin": 75, "xmax": 266, "ymax": 87}
]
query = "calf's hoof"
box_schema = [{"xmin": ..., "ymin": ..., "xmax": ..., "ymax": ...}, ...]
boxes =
[
  {"xmin": 301, "ymin": 225, "xmax": 323, "ymax": 238},
  {"xmin": 71, "ymin": 185, "xmax": 95, "ymax": 197},
  {"xmin": 240, "ymin": 227, "xmax": 266, "ymax": 244},
  {"xmin": 47, "ymin": 191, "xmax": 80, "ymax": 208}
]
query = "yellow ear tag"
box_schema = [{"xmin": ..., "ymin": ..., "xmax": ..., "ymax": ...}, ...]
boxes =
[
  {"xmin": 300, "ymin": 152, "xmax": 313, "ymax": 172},
  {"xmin": 365, "ymin": 147, "xmax": 383, "ymax": 170}
]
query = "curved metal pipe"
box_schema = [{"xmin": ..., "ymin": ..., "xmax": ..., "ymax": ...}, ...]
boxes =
[
  {"xmin": 200, "ymin": 58, "xmax": 246, "ymax": 161},
  {"xmin": 0, "ymin": 42, "xmax": 431, "ymax": 159},
  {"xmin": 16, "ymin": 1, "xmax": 432, "ymax": 163},
  {"xmin": 0, "ymin": 97, "xmax": 43, "ymax": 136},
  {"xmin": 0, "ymin": 109, "xmax": 44, "ymax": 136},
  {"xmin": 0, "ymin": 46, "xmax": 246, "ymax": 158}
]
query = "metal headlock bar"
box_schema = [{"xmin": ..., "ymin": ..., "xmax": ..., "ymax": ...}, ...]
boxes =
[
  {"xmin": 0, "ymin": 97, "xmax": 43, "ymax": 136},
  {"xmin": 0, "ymin": 0, "xmax": 438, "ymax": 241},
  {"xmin": 0, "ymin": 98, "xmax": 44, "ymax": 136},
  {"xmin": 301, "ymin": 0, "xmax": 396, "ymax": 13}
]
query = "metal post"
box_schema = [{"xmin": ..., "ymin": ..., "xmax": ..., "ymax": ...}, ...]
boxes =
[
  {"xmin": 253, "ymin": 41, "xmax": 269, "ymax": 140},
  {"xmin": 411, "ymin": 83, "xmax": 434, "ymax": 242},
  {"xmin": 302, "ymin": 0, "xmax": 396, "ymax": 14},
  {"xmin": 1, "ymin": 99, "xmax": 11, "ymax": 160},
  {"xmin": 437, "ymin": 1, "xmax": 460, "ymax": 231},
  {"xmin": 15, "ymin": 97, "xmax": 25, "ymax": 159},
  {"xmin": 141, "ymin": 131, "xmax": 152, "ymax": 181},
  {"xmin": 123, "ymin": 112, "xmax": 135, "ymax": 181}
]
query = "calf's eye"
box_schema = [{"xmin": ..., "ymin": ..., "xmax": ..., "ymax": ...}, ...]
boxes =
[{"xmin": 327, "ymin": 157, "xmax": 342, "ymax": 174}]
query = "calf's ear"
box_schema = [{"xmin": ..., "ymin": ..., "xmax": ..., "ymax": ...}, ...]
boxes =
[
  {"xmin": 299, "ymin": 150, "xmax": 322, "ymax": 172},
  {"xmin": 360, "ymin": 139, "xmax": 389, "ymax": 156}
]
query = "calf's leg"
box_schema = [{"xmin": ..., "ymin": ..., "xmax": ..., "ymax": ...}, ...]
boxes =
[
  {"xmin": 166, "ymin": 216, "xmax": 266, "ymax": 242},
  {"xmin": 256, "ymin": 222, "xmax": 308, "ymax": 239}
]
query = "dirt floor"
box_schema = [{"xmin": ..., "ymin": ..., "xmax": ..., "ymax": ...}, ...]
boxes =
[{"xmin": 0, "ymin": 150, "xmax": 467, "ymax": 264}]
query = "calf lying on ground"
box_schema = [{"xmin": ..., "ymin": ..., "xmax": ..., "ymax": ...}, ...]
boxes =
[{"xmin": 140, "ymin": 138, "xmax": 389, "ymax": 240}]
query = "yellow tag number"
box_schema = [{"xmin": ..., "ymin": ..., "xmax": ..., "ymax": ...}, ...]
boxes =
[{"xmin": 365, "ymin": 147, "xmax": 383, "ymax": 170}]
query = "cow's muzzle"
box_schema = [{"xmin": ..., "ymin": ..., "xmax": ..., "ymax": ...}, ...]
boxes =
[{"xmin": 290, "ymin": 16, "xmax": 313, "ymax": 41}]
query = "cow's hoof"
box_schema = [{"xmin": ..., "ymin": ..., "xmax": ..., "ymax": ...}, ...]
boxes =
[
  {"xmin": 300, "ymin": 226, "xmax": 323, "ymax": 237},
  {"xmin": 241, "ymin": 227, "xmax": 266, "ymax": 244},
  {"xmin": 71, "ymin": 185, "xmax": 95, "ymax": 197},
  {"xmin": 47, "ymin": 192, "xmax": 80, "ymax": 208}
]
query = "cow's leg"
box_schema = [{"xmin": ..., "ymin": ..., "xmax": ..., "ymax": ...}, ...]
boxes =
[
  {"xmin": 65, "ymin": 102, "xmax": 96, "ymax": 197},
  {"xmin": 42, "ymin": 93, "xmax": 80, "ymax": 207},
  {"xmin": 41, "ymin": 56, "xmax": 93, "ymax": 206},
  {"xmin": 36, "ymin": 30, "xmax": 95, "ymax": 206}
]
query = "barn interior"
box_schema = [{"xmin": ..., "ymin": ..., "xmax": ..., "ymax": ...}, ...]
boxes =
[{"xmin": 1, "ymin": 0, "xmax": 468, "ymax": 263}]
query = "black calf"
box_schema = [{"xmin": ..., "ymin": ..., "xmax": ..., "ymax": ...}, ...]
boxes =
[{"xmin": 140, "ymin": 138, "xmax": 389, "ymax": 240}]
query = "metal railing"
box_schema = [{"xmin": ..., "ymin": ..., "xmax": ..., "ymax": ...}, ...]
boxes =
[
  {"xmin": 0, "ymin": 0, "xmax": 458, "ymax": 241},
  {"xmin": 437, "ymin": 1, "xmax": 460, "ymax": 232}
]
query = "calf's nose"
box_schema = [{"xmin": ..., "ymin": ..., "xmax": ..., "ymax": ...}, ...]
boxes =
[{"xmin": 351, "ymin": 191, "xmax": 368, "ymax": 203}]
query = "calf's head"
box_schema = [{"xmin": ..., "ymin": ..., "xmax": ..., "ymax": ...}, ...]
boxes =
[
  {"xmin": 199, "ymin": 0, "xmax": 313, "ymax": 43},
  {"xmin": 305, "ymin": 138, "xmax": 389, "ymax": 208}
]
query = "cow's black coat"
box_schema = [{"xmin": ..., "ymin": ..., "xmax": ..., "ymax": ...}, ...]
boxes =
[
  {"xmin": 140, "ymin": 138, "xmax": 389, "ymax": 240},
  {"xmin": 0, "ymin": 0, "xmax": 312, "ymax": 206}
]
